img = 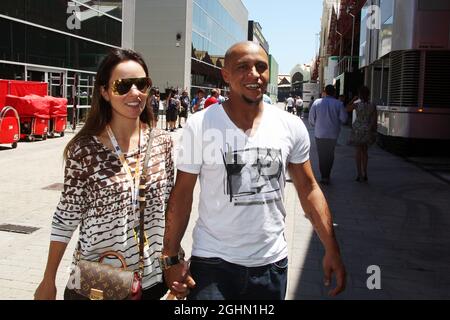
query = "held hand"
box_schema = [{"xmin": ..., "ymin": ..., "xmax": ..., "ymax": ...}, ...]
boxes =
[
  {"xmin": 322, "ymin": 251, "xmax": 346, "ymax": 297},
  {"xmin": 34, "ymin": 278, "xmax": 57, "ymax": 300},
  {"xmin": 164, "ymin": 260, "xmax": 196, "ymax": 300}
]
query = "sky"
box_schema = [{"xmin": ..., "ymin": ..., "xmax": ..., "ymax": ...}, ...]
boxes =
[{"xmin": 242, "ymin": 0, "xmax": 323, "ymax": 74}]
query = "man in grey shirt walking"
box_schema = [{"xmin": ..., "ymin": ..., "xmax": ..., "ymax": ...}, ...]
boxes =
[{"xmin": 309, "ymin": 85, "xmax": 348, "ymax": 185}]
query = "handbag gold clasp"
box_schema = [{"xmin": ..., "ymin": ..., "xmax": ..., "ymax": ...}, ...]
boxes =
[{"xmin": 90, "ymin": 288, "xmax": 104, "ymax": 300}]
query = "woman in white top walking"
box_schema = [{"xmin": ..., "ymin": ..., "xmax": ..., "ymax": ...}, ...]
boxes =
[{"xmin": 347, "ymin": 86, "xmax": 377, "ymax": 182}]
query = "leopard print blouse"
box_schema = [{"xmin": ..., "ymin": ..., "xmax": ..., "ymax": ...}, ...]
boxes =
[{"xmin": 51, "ymin": 127, "xmax": 173, "ymax": 290}]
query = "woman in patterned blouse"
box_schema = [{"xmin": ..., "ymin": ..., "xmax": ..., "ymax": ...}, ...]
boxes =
[
  {"xmin": 34, "ymin": 49, "xmax": 177, "ymax": 300},
  {"xmin": 347, "ymin": 86, "xmax": 377, "ymax": 182}
]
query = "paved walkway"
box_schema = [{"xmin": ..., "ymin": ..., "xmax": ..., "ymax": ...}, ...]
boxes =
[{"xmin": 0, "ymin": 106, "xmax": 449, "ymax": 299}]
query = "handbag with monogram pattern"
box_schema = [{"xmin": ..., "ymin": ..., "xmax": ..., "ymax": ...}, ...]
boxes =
[{"xmin": 64, "ymin": 251, "xmax": 142, "ymax": 300}]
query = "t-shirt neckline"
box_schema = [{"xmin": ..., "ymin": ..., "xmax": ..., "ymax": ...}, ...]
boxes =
[{"xmin": 218, "ymin": 103, "xmax": 267, "ymax": 139}]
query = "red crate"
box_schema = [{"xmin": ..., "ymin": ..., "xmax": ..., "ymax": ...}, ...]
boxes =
[
  {"xmin": 20, "ymin": 116, "xmax": 49, "ymax": 141},
  {"xmin": 48, "ymin": 96, "xmax": 67, "ymax": 137},
  {"xmin": 0, "ymin": 106, "xmax": 20, "ymax": 148},
  {"xmin": 52, "ymin": 116, "xmax": 66, "ymax": 136}
]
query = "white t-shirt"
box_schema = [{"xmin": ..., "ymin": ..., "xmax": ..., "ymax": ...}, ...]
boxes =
[
  {"xmin": 177, "ymin": 103, "xmax": 310, "ymax": 267},
  {"xmin": 286, "ymin": 97, "xmax": 295, "ymax": 107},
  {"xmin": 295, "ymin": 98, "xmax": 304, "ymax": 107}
]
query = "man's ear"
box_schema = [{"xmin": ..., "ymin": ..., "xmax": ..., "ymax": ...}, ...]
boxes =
[
  {"xmin": 221, "ymin": 68, "xmax": 230, "ymax": 85},
  {"xmin": 100, "ymin": 86, "xmax": 110, "ymax": 102}
]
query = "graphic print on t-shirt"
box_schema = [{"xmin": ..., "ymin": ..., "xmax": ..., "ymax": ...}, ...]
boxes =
[{"xmin": 221, "ymin": 144, "xmax": 284, "ymax": 206}]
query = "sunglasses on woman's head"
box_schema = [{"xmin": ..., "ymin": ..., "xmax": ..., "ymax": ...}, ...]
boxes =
[{"xmin": 110, "ymin": 77, "xmax": 152, "ymax": 95}]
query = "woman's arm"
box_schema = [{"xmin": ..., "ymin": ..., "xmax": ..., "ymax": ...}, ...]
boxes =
[
  {"xmin": 346, "ymin": 104, "xmax": 354, "ymax": 112},
  {"xmin": 346, "ymin": 96, "xmax": 359, "ymax": 112},
  {"xmin": 35, "ymin": 145, "xmax": 87, "ymax": 299},
  {"xmin": 34, "ymin": 241, "xmax": 68, "ymax": 300}
]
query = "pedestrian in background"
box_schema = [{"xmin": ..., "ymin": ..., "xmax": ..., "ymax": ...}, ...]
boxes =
[
  {"xmin": 34, "ymin": 48, "xmax": 182, "ymax": 300},
  {"xmin": 295, "ymin": 95, "xmax": 304, "ymax": 118},
  {"xmin": 217, "ymin": 88, "xmax": 226, "ymax": 104},
  {"xmin": 166, "ymin": 89, "xmax": 180, "ymax": 132},
  {"xmin": 308, "ymin": 85, "xmax": 347, "ymax": 185},
  {"xmin": 162, "ymin": 41, "xmax": 346, "ymax": 300},
  {"xmin": 148, "ymin": 87, "xmax": 160, "ymax": 128},
  {"xmin": 263, "ymin": 92, "xmax": 272, "ymax": 104},
  {"xmin": 347, "ymin": 86, "xmax": 377, "ymax": 182},
  {"xmin": 285, "ymin": 94, "xmax": 294, "ymax": 113},
  {"xmin": 193, "ymin": 89, "xmax": 206, "ymax": 113},
  {"xmin": 178, "ymin": 90, "xmax": 190, "ymax": 128},
  {"xmin": 204, "ymin": 88, "xmax": 219, "ymax": 109}
]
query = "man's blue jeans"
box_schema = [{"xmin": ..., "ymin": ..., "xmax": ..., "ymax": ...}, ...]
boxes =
[{"xmin": 188, "ymin": 256, "xmax": 288, "ymax": 300}]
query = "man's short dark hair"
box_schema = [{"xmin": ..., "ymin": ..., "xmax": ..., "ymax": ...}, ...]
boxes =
[{"xmin": 325, "ymin": 85, "xmax": 336, "ymax": 96}]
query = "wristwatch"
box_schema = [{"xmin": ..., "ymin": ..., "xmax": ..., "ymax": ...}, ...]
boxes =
[{"xmin": 159, "ymin": 247, "xmax": 185, "ymax": 270}]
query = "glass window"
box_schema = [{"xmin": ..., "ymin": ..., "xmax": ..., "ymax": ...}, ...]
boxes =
[
  {"xmin": 193, "ymin": 0, "xmax": 246, "ymax": 50},
  {"xmin": 0, "ymin": 18, "xmax": 110, "ymax": 72},
  {"xmin": 380, "ymin": 0, "xmax": 394, "ymax": 24},
  {"xmin": 0, "ymin": 0, "xmax": 121, "ymax": 46},
  {"xmin": 0, "ymin": 63, "xmax": 25, "ymax": 80},
  {"xmin": 378, "ymin": 0, "xmax": 394, "ymax": 58},
  {"xmin": 379, "ymin": 16, "xmax": 393, "ymax": 57},
  {"xmin": 191, "ymin": 0, "xmax": 246, "ymax": 94}
]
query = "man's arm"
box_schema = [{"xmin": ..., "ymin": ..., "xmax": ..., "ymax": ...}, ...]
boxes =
[
  {"xmin": 346, "ymin": 96, "xmax": 358, "ymax": 112},
  {"xmin": 162, "ymin": 170, "xmax": 198, "ymax": 297},
  {"xmin": 339, "ymin": 102, "xmax": 348, "ymax": 124},
  {"xmin": 193, "ymin": 101, "xmax": 199, "ymax": 112},
  {"xmin": 308, "ymin": 103, "xmax": 316, "ymax": 126},
  {"xmin": 288, "ymin": 160, "xmax": 346, "ymax": 296}
]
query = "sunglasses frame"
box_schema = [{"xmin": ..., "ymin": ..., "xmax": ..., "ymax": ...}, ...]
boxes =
[{"xmin": 110, "ymin": 77, "xmax": 152, "ymax": 96}]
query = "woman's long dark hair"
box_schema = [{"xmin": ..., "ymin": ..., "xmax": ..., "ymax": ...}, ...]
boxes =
[
  {"xmin": 359, "ymin": 86, "xmax": 370, "ymax": 103},
  {"xmin": 64, "ymin": 49, "xmax": 153, "ymax": 159}
]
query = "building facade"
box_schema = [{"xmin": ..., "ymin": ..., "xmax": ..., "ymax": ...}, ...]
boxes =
[
  {"xmin": 124, "ymin": 0, "xmax": 248, "ymax": 98},
  {"xmin": 318, "ymin": 0, "xmax": 338, "ymax": 90},
  {"xmin": 247, "ymin": 20, "xmax": 276, "ymax": 103},
  {"xmin": 317, "ymin": 0, "xmax": 365, "ymax": 98},
  {"xmin": 277, "ymin": 74, "xmax": 291, "ymax": 102},
  {"xmin": 0, "ymin": 0, "xmax": 123, "ymax": 112},
  {"xmin": 360, "ymin": 0, "xmax": 450, "ymax": 146},
  {"xmin": 248, "ymin": 20, "xmax": 269, "ymax": 54},
  {"xmin": 268, "ymin": 55, "xmax": 278, "ymax": 103}
]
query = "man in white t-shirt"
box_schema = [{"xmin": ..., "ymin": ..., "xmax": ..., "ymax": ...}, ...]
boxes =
[
  {"xmin": 295, "ymin": 95, "xmax": 304, "ymax": 118},
  {"xmin": 285, "ymin": 94, "xmax": 295, "ymax": 113},
  {"xmin": 161, "ymin": 41, "xmax": 346, "ymax": 300},
  {"xmin": 263, "ymin": 93, "xmax": 272, "ymax": 104}
]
